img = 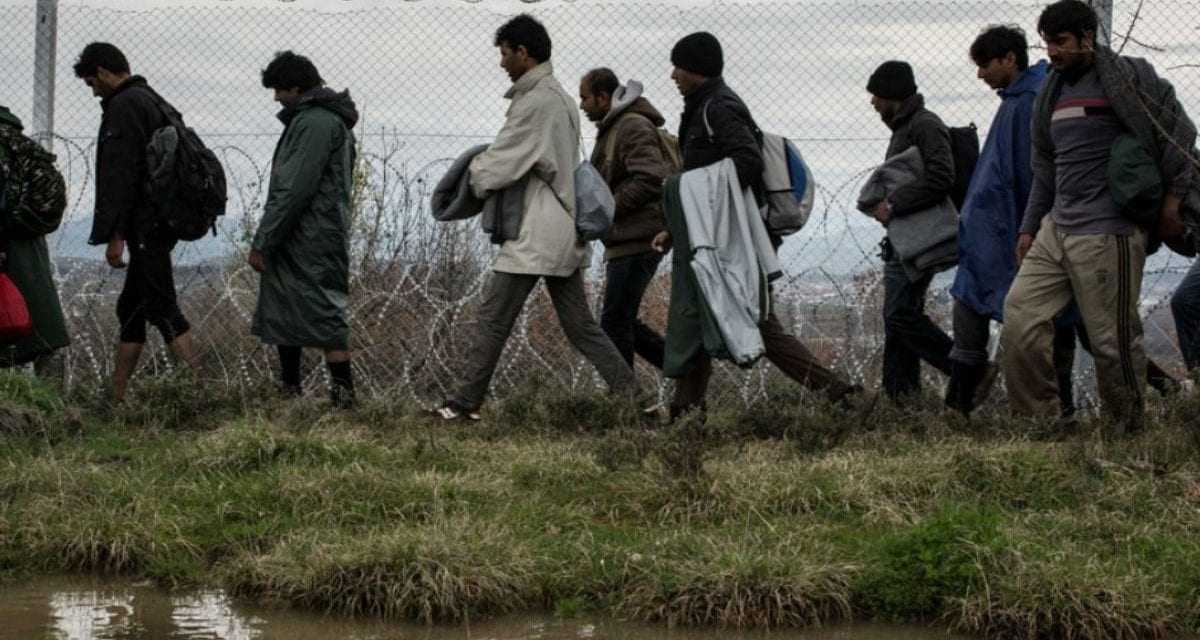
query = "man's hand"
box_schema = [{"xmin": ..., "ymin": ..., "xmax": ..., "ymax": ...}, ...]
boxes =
[
  {"xmin": 105, "ymin": 235, "xmax": 127, "ymax": 269},
  {"xmin": 1157, "ymin": 194, "xmax": 1186, "ymax": 241},
  {"xmin": 1015, "ymin": 232, "xmax": 1035, "ymax": 264},
  {"xmin": 248, "ymin": 249, "xmax": 266, "ymax": 273},
  {"xmin": 651, "ymin": 230, "xmax": 672, "ymax": 254},
  {"xmin": 872, "ymin": 201, "xmax": 892, "ymax": 225}
]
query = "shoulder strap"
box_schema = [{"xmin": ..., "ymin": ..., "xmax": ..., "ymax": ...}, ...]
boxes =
[
  {"xmin": 602, "ymin": 111, "xmax": 650, "ymax": 166},
  {"xmin": 700, "ymin": 96, "xmax": 763, "ymax": 144},
  {"xmin": 547, "ymin": 86, "xmax": 585, "ymax": 161},
  {"xmin": 139, "ymin": 85, "xmax": 185, "ymax": 130}
]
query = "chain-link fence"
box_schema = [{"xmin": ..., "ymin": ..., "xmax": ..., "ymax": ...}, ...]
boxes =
[{"xmin": 2, "ymin": 0, "xmax": 1197, "ymax": 408}]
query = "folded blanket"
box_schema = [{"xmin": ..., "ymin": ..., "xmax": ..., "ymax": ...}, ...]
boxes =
[{"xmin": 430, "ymin": 144, "xmax": 527, "ymax": 244}]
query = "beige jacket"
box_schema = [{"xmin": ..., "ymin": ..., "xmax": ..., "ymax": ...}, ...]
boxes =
[{"xmin": 470, "ymin": 62, "xmax": 586, "ymax": 277}]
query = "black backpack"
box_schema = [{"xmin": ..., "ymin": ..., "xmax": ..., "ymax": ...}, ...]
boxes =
[
  {"xmin": 948, "ymin": 123, "xmax": 980, "ymax": 211},
  {"xmin": 143, "ymin": 89, "xmax": 227, "ymax": 241}
]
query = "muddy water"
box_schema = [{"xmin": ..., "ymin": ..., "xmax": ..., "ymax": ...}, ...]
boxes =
[{"xmin": 0, "ymin": 576, "xmax": 967, "ymax": 639}]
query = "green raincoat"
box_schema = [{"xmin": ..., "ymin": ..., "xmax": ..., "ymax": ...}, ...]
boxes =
[
  {"xmin": 0, "ymin": 106, "xmax": 68, "ymax": 366},
  {"xmin": 251, "ymin": 89, "xmax": 358, "ymax": 350}
]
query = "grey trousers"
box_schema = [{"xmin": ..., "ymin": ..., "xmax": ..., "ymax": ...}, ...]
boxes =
[{"xmin": 449, "ymin": 270, "xmax": 637, "ymax": 410}]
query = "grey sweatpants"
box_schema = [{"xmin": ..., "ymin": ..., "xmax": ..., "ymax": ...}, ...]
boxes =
[{"xmin": 449, "ymin": 269, "xmax": 637, "ymax": 410}]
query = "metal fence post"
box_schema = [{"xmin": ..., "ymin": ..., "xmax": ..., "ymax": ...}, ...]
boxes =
[
  {"xmin": 1092, "ymin": 0, "xmax": 1114, "ymax": 47},
  {"xmin": 32, "ymin": 0, "xmax": 58, "ymax": 151}
]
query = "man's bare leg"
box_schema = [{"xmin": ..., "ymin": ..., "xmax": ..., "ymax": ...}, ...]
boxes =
[
  {"xmin": 167, "ymin": 330, "xmax": 201, "ymax": 371},
  {"xmin": 113, "ymin": 342, "xmax": 144, "ymax": 403}
]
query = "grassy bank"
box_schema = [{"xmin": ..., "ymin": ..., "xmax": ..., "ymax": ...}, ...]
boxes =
[{"xmin": 2, "ymin": 371, "xmax": 1200, "ymax": 639}]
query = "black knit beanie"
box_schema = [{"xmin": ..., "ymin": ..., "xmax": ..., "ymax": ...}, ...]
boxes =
[
  {"xmin": 671, "ymin": 32, "xmax": 723, "ymax": 78},
  {"xmin": 867, "ymin": 60, "xmax": 917, "ymax": 100}
]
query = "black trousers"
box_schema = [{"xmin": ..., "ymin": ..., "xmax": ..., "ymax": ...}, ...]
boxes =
[
  {"xmin": 882, "ymin": 258, "xmax": 953, "ymax": 399},
  {"xmin": 116, "ymin": 238, "xmax": 190, "ymax": 344},
  {"xmin": 600, "ymin": 251, "xmax": 665, "ymax": 369}
]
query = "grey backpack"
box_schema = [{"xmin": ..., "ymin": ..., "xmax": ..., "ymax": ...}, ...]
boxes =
[
  {"xmin": 703, "ymin": 100, "xmax": 815, "ymax": 236},
  {"xmin": 572, "ymin": 159, "xmax": 615, "ymax": 241},
  {"xmin": 546, "ymin": 90, "xmax": 615, "ymax": 242}
]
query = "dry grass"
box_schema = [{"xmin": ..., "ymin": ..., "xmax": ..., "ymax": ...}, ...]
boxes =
[{"xmin": 3, "ymin": 370, "xmax": 1200, "ymax": 638}]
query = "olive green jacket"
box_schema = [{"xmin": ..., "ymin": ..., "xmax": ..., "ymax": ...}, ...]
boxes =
[{"xmin": 251, "ymin": 89, "xmax": 358, "ymax": 350}]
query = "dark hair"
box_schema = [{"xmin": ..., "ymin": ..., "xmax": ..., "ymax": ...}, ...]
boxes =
[
  {"xmin": 970, "ymin": 24, "xmax": 1030, "ymax": 70},
  {"xmin": 260, "ymin": 50, "xmax": 323, "ymax": 92},
  {"xmin": 1037, "ymin": 0, "xmax": 1099, "ymax": 41},
  {"xmin": 72, "ymin": 42, "xmax": 129, "ymax": 77},
  {"xmin": 494, "ymin": 14, "xmax": 552, "ymax": 63},
  {"xmin": 582, "ymin": 67, "xmax": 619, "ymax": 98}
]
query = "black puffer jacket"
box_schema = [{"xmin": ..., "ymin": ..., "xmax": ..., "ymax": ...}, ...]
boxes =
[
  {"xmin": 91, "ymin": 75, "xmax": 175, "ymax": 245},
  {"xmin": 882, "ymin": 93, "xmax": 955, "ymax": 218},
  {"xmin": 677, "ymin": 78, "xmax": 764, "ymax": 194}
]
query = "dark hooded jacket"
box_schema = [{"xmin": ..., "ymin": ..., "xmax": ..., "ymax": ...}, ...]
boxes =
[
  {"xmin": 591, "ymin": 84, "xmax": 672, "ymax": 259},
  {"xmin": 678, "ymin": 78, "xmax": 763, "ymax": 194},
  {"xmin": 882, "ymin": 93, "xmax": 956, "ymax": 218},
  {"xmin": 91, "ymin": 75, "xmax": 175, "ymax": 246},
  {"xmin": 251, "ymin": 88, "xmax": 358, "ymax": 350},
  {"xmin": 0, "ymin": 106, "xmax": 68, "ymax": 365}
]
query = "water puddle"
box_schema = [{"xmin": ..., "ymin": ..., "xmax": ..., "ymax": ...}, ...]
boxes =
[{"xmin": 0, "ymin": 576, "xmax": 967, "ymax": 639}]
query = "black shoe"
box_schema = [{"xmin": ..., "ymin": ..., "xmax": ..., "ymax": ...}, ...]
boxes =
[
  {"xmin": 946, "ymin": 362, "xmax": 987, "ymax": 416},
  {"xmin": 973, "ymin": 363, "xmax": 1000, "ymax": 407},
  {"xmin": 331, "ymin": 385, "xmax": 356, "ymax": 410}
]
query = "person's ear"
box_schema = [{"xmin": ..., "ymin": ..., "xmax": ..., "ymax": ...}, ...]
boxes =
[{"xmin": 1082, "ymin": 30, "xmax": 1096, "ymax": 51}]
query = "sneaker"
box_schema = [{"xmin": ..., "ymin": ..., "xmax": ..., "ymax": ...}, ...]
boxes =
[{"xmin": 427, "ymin": 402, "xmax": 482, "ymax": 422}]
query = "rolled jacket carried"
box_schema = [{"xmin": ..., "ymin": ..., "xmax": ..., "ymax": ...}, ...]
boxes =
[
  {"xmin": 858, "ymin": 145, "xmax": 958, "ymax": 281},
  {"xmin": 429, "ymin": 143, "xmax": 527, "ymax": 244}
]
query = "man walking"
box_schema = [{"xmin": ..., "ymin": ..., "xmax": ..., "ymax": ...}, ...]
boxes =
[
  {"xmin": 73, "ymin": 42, "xmax": 198, "ymax": 402},
  {"xmin": 945, "ymin": 26, "xmax": 1048, "ymax": 414},
  {"xmin": 251, "ymin": 51, "xmax": 358, "ymax": 408},
  {"xmin": 866, "ymin": 60, "xmax": 956, "ymax": 402},
  {"xmin": 654, "ymin": 31, "xmax": 860, "ymax": 419},
  {"xmin": 579, "ymin": 67, "xmax": 672, "ymax": 371},
  {"xmin": 434, "ymin": 15, "xmax": 637, "ymax": 421},
  {"xmin": 1001, "ymin": 0, "xmax": 1198, "ymax": 430}
]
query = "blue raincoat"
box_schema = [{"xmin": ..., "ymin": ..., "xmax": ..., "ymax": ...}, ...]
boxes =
[{"xmin": 950, "ymin": 61, "xmax": 1048, "ymax": 320}]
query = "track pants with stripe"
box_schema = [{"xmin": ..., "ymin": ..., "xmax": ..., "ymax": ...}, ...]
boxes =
[{"xmin": 1000, "ymin": 218, "xmax": 1146, "ymax": 426}]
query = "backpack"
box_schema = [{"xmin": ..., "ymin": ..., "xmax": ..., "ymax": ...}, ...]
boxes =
[
  {"xmin": 602, "ymin": 112, "xmax": 683, "ymax": 177},
  {"xmin": 143, "ymin": 88, "xmax": 227, "ymax": 241},
  {"xmin": 948, "ymin": 124, "xmax": 980, "ymax": 211},
  {"xmin": 0, "ymin": 126, "xmax": 67, "ymax": 235},
  {"xmin": 573, "ymin": 160, "xmax": 616, "ymax": 241},
  {"xmin": 702, "ymin": 101, "xmax": 815, "ymax": 236}
]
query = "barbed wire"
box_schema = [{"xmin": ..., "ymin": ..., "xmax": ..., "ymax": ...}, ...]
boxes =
[{"xmin": 3, "ymin": 0, "xmax": 1195, "ymax": 409}]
